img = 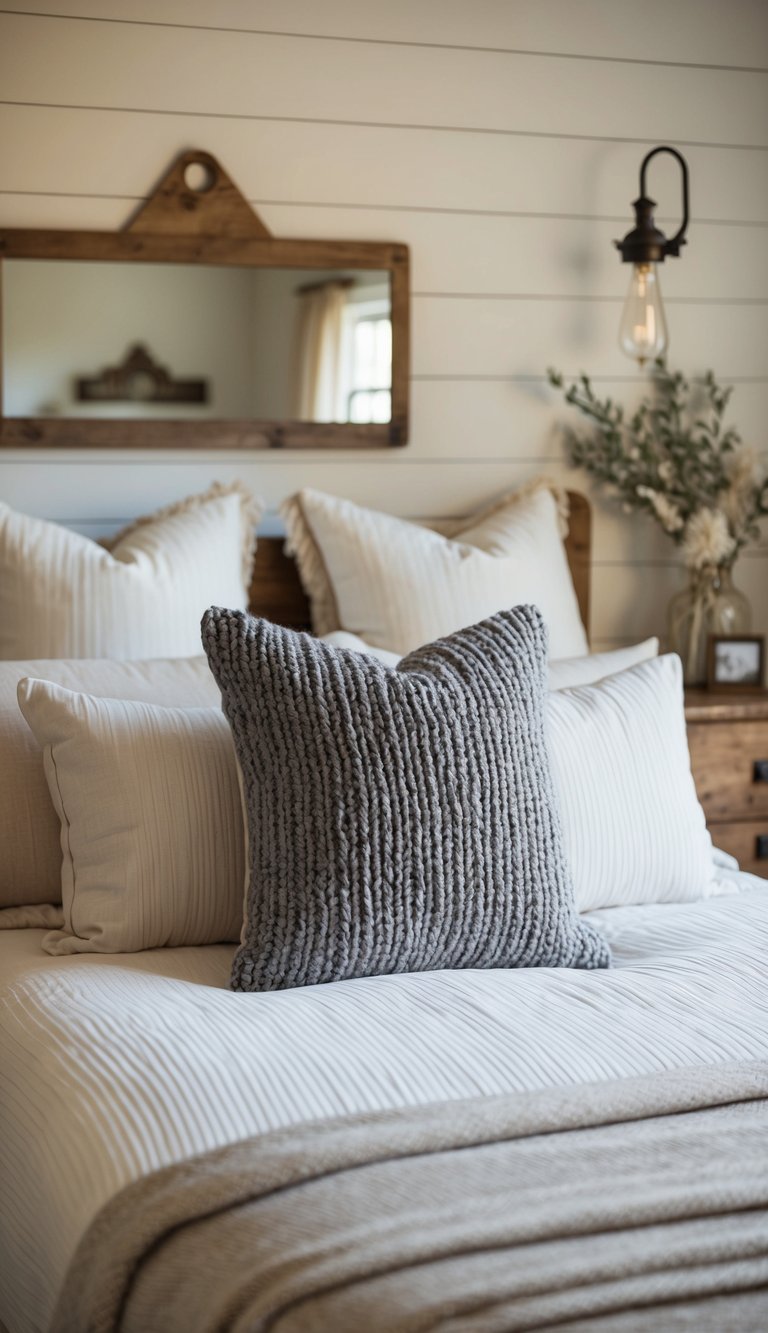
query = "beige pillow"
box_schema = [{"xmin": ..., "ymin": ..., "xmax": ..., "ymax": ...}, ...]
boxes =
[
  {"xmin": 282, "ymin": 481, "xmax": 588, "ymax": 659},
  {"xmin": 0, "ymin": 482, "xmax": 262, "ymax": 660},
  {"xmin": 17, "ymin": 681, "xmax": 244, "ymax": 955},
  {"xmin": 0, "ymin": 656, "xmax": 221, "ymax": 909}
]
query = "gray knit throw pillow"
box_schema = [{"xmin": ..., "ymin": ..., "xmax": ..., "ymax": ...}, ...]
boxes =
[{"xmin": 202, "ymin": 605, "xmax": 610, "ymax": 991}]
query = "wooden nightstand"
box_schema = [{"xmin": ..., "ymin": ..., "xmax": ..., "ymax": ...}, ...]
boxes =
[{"xmin": 685, "ymin": 690, "xmax": 768, "ymax": 879}]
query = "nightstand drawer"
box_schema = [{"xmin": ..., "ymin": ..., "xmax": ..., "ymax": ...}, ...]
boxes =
[
  {"xmin": 687, "ymin": 719, "xmax": 768, "ymax": 822},
  {"xmin": 707, "ymin": 820, "xmax": 768, "ymax": 879}
]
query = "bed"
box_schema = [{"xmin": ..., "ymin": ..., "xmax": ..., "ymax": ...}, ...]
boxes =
[
  {"xmin": 2, "ymin": 870, "xmax": 767, "ymax": 1331},
  {"xmin": 2, "ymin": 493, "xmax": 768, "ymax": 1332}
]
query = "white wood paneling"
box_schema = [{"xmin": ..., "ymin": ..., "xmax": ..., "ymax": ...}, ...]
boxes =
[
  {"xmin": 413, "ymin": 298, "xmax": 768, "ymax": 378},
  {"xmin": 3, "ymin": 0, "xmax": 767, "ymax": 69},
  {"xmin": 1, "ymin": 13, "xmax": 766, "ymax": 145},
  {"xmin": 0, "ymin": 458, "xmax": 593, "ymax": 523},
  {"xmin": 0, "ymin": 1, "xmax": 766, "ymax": 645},
  {"xmin": 1, "ymin": 109, "xmax": 767, "ymax": 224},
  {"xmin": 253, "ymin": 209, "xmax": 768, "ymax": 300},
  {"xmin": 3, "ymin": 187, "xmax": 765, "ymax": 300}
]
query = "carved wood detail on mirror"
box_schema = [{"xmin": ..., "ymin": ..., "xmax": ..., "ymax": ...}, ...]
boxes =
[
  {"xmin": 0, "ymin": 150, "xmax": 410, "ymax": 450},
  {"xmin": 76, "ymin": 343, "xmax": 209, "ymax": 405}
]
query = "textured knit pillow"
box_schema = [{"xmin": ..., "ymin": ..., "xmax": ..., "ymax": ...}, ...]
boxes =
[
  {"xmin": 281, "ymin": 482, "xmax": 588, "ymax": 659},
  {"xmin": 546, "ymin": 654, "xmax": 715, "ymax": 911},
  {"xmin": 321, "ymin": 632, "xmax": 660, "ymax": 689},
  {"xmin": 17, "ymin": 681, "xmax": 244, "ymax": 954},
  {"xmin": 203, "ymin": 605, "xmax": 610, "ymax": 992},
  {"xmin": 0, "ymin": 483, "xmax": 262, "ymax": 660}
]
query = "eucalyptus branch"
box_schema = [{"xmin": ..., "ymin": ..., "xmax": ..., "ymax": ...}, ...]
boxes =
[{"xmin": 547, "ymin": 360, "xmax": 764, "ymax": 568}]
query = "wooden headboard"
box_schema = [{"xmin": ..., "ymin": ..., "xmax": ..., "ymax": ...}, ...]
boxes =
[{"xmin": 247, "ymin": 491, "xmax": 591, "ymax": 638}]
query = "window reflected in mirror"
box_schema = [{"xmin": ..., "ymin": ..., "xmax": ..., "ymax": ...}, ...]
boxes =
[{"xmin": 2, "ymin": 260, "xmax": 392, "ymax": 424}]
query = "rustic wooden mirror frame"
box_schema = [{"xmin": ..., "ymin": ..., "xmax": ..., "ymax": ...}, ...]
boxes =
[{"xmin": 0, "ymin": 150, "xmax": 410, "ymax": 450}]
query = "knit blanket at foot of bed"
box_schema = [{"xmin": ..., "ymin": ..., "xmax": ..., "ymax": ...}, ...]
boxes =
[{"xmin": 51, "ymin": 1061, "xmax": 768, "ymax": 1333}]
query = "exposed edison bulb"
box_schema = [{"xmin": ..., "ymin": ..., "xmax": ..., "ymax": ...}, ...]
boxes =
[{"xmin": 618, "ymin": 263, "xmax": 668, "ymax": 367}]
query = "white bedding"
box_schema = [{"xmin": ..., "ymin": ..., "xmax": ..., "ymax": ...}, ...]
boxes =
[{"xmin": 1, "ymin": 869, "xmax": 767, "ymax": 1333}]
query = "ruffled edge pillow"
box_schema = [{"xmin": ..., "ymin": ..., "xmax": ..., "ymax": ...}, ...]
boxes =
[
  {"xmin": 0, "ymin": 482, "xmax": 263, "ymax": 661},
  {"xmin": 281, "ymin": 479, "xmax": 588, "ymax": 659}
]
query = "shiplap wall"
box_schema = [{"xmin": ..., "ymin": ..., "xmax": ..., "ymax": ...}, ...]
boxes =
[{"xmin": 1, "ymin": 0, "xmax": 767, "ymax": 647}]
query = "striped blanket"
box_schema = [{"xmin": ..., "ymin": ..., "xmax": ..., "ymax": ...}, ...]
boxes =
[{"xmin": 52, "ymin": 1060, "xmax": 768, "ymax": 1332}]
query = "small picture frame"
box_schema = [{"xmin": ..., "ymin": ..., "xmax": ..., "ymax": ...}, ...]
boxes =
[{"xmin": 706, "ymin": 635, "xmax": 765, "ymax": 692}]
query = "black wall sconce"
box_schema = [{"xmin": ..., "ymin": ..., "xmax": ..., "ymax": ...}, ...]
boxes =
[{"xmin": 614, "ymin": 145, "xmax": 690, "ymax": 366}]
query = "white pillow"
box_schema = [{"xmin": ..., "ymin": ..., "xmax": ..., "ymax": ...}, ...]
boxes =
[
  {"xmin": 17, "ymin": 680, "xmax": 244, "ymax": 954},
  {"xmin": 320, "ymin": 630, "xmax": 402, "ymax": 667},
  {"xmin": 283, "ymin": 482, "xmax": 588, "ymax": 659},
  {"xmin": 547, "ymin": 639, "xmax": 658, "ymax": 690},
  {"xmin": 321, "ymin": 632, "xmax": 659, "ymax": 688},
  {"xmin": 0, "ymin": 482, "xmax": 262, "ymax": 660},
  {"xmin": 0, "ymin": 656, "xmax": 221, "ymax": 910},
  {"xmin": 546, "ymin": 654, "xmax": 714, "ymax": 912}
]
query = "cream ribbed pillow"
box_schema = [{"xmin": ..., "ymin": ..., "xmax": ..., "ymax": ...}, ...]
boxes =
[
  {"xmin": 0, "ymin": 482, "xmax": 262, "ymax": 660},
  {"xmin": 17, "ymin": 681, "xmax": 244, "ymax": 954},
  {"xmin": 547, "ymin": 639, "xmax": 658, "ymax": 689},
  {"xmin": 282, "ymin": 482, "xmax": 588, "ymax": 659},
  {"xmin": 0, "ymin": 656, "xmax": 221, "ymax": 909},
  {"xmin": 546, "ymin": 654, "xmax": 715, "ymax": 911}
]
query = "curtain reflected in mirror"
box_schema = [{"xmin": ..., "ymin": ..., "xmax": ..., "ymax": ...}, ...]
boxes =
[
  {"xmin": 2, "ymin": 260, "xmax": 392, "ymax": 423},
  {"xmin": 293, "ymin": 277, "xmax": 391, "ymax": 424}
]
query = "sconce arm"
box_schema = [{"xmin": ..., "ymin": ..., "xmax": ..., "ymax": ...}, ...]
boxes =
[{"xmin": 638, "ymin": 145, "xmax": 690, "ymax": 256}]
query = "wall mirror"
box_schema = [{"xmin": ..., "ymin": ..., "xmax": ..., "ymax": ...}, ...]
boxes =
[{"xmin": 0, "ymin": 151, "xmax": 409, "ymax": 449}]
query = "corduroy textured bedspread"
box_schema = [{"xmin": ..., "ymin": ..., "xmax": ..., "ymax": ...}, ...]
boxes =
[{"xmin": 51, "ymin": 1060, "xmax": 768, "ymax": 1332}]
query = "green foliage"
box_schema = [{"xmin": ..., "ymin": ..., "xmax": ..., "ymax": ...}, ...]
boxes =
[{"xmin": 547, "ymin": 360, "xmax": 767, "ymax": 553}]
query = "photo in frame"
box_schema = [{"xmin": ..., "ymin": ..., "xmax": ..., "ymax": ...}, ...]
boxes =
[{"xmin": 706, "ymin": 635, "xmax": 766, "ymax": 692}]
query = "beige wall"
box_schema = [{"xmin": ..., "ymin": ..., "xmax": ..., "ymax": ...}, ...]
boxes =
[{"xmin": 0, "ymin": 0, "xmax": 766, "ymax": 646}]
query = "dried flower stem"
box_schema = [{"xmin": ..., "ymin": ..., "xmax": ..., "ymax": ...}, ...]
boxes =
[{"xmin": 547, "ymin": 360, "xmax": 767, "ymax": 567}]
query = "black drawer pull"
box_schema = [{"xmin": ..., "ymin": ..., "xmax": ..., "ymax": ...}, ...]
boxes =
[
  {"xmin": 757, "ymin": 835, "xmax": 768, "ymax": 861},
  {"xmin": 754, "ymin": 760, "xmax": 768, "ymax": 784}
]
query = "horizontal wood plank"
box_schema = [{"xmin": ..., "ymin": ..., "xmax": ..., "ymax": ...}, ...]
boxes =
[
  {"xmin": 250, "ymin": 208, "xmax": 768, "ymax": 301},
  {"xmin": 412, "ymin": 297, "xmax": 768, "ymax": 379},
  {"xmin": 2, "ymin": 110, "xmax": 766, "ymax": 225},
  {"xmin": 2, "ymin": 192, "xmax": 767, "ymax": 300},
  {"xmin": 3, "ymin": 0, "xmax": 766, "ymax": 69},
  {"xmin": 1, "ymin": 13, "xmax": 765, "ymax": 146}
]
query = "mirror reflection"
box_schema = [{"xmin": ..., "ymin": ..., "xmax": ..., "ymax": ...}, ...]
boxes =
[{"xmin": 2, "ymin": 260, "xmax": 392, "ymax": 423}]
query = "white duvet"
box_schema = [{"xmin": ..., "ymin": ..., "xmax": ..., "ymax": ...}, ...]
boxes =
[{"xmin": 1, "ymin": 866, "xmax": 767, "ymax": 1333}]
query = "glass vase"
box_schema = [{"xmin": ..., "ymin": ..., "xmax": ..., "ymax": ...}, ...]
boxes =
[{"xmin": 668, "ymin": 564, "xmax": 751, "ymax": 687}]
